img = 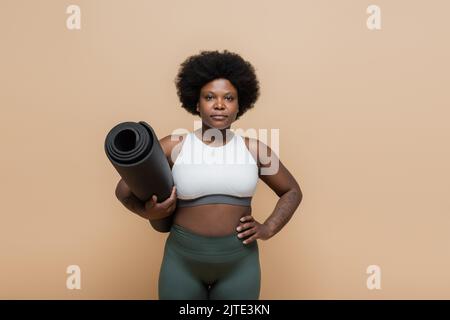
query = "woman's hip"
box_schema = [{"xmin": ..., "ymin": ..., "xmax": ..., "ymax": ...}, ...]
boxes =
[{"xmin": 164, "ymin": 223, "xmax": 259, "ymax": 264}]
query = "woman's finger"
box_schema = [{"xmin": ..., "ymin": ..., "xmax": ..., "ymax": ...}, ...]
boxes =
[
  {"xmin": 242, "ymin": 233, "xmax": 258, "ymax": 245},
  {"xmin": 170, "ymin": 186, "xmax": 177, "ymax": 201},
  {"xmin": 161, "ymin": 191, "xmax": 177, "ymax": 210},
  {"xmin": 167, "ymin": 201, "xmax": 176, "ymax": 213},
  {"xmin": 239, "ymin": 215, "xmax": 253, "ymax": 223},
  {"xmin": 145, "ymin": 195, "xmax": 156, "ymax": 209},
  {"xmin": 236, "ymin": 221, "xmax": 255, "ymax": 232},
  {"xmin": 238, "ymin": 227, "xmax": 257, "ymax": 239}
]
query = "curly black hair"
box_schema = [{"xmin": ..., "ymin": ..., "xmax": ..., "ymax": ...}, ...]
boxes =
[{"xmin": 175, "ymin": 50, "xmax": 260, "ymax": 120}]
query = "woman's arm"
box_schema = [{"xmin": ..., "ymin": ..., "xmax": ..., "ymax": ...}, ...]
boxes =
[
  {"xmin": 115, "ymin": 179, "xmax": 146, "ymax": 217},
  {"xmin": 114, "ymin": 134, "xmax": 185, "ymax": 232},
  {"xmin": 115, "ymin": 178, "xmax": 176, "ymax": 232},
  {"xmin": 259, "ymin": 158, "xmax": 303, "ymax": 238},
  {"xmin": 238, "ymin": 138, "xmax": 303, "ymax": 243}
]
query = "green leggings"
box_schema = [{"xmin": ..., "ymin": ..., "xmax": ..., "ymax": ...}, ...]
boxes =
[{"xmin": 158, "ymin": 223, "xmax": 261, "ymax": 300}]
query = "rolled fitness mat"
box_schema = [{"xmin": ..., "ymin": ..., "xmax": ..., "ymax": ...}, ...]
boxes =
[{"xmin": 104, "ymin": 121, "xmax": 174, "ymax": 232}]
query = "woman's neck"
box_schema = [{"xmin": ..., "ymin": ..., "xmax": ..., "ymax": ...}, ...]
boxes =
[{"xmin": 199, "ymin": 123, "xmax": 232, "ymax": 146}]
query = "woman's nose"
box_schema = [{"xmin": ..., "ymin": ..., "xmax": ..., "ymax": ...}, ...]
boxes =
[{"xmin": 214, "ymin": 99, "xmax": 225, "ymax": 108}]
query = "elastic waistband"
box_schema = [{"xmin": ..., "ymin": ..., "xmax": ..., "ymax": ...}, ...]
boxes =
[
  {"xmin": 167, "ymin": 224, "xmax": 257, "ymax": 260},
  {"xmin": 177, "ymin": 195, "xmax": 252, "ymax": 208}
]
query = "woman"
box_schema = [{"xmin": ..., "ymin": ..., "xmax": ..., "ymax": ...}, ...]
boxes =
[{"xmin": 115, "ymin": 50, "xmax": 303, "ymax": 300}]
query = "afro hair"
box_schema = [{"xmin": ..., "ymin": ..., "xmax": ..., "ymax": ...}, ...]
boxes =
[{"xmin": 175, "ymin": 50, "xmax": 260, "ymax": 120}]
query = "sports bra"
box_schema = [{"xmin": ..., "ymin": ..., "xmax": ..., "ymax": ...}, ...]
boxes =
[{"xmin": 171, "ymin": 130, "xmax": 259, "ymax": 208}]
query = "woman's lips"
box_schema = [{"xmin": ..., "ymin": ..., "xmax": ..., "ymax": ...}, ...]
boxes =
[{"xmin": 210, "ymin": 115, "xmax": 228, "ymax": 121}]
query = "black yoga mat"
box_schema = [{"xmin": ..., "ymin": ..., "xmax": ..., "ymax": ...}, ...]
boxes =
[{"xmin": 104, "ymin": 121, "xmax": 174, "ymax": 232}]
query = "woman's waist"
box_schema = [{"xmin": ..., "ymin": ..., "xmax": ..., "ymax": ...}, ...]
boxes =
[
  {"xmin": 166, "ymin": 221, "xmax": 258, "ymax": 260},
  {"xmin": 173, "ymin": 204, "xmax": 251, "ymax": 237}
]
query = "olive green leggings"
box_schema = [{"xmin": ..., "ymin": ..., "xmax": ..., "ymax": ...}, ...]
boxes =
[{"xmin": 158, "ymin": 223, "xmax": 261, "ymax": 300}]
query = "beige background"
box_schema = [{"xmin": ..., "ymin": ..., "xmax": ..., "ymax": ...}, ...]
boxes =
[{"xmin": 1, "ymin": 0, "xmax": 449, "ymax": 299}]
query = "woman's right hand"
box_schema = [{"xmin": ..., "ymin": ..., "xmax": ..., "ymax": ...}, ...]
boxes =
[{"xmin": 143, "ymin": 186, "xmax": 177, "ymax": 221}]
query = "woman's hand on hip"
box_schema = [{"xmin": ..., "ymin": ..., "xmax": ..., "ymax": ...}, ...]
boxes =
[{"xmin": 236, "ymin": 215, "xmax": 273, "ymax": 245}]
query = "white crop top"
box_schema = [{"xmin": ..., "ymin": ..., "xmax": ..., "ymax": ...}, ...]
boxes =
[{"xmin": 171, "ymin": 130, "xmax": 259, "ymax": 207}]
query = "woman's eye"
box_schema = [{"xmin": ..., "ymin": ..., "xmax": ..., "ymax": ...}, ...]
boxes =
[{"xmin": 205, "ymin": 95, "xmax": 233, "ymax": 101}]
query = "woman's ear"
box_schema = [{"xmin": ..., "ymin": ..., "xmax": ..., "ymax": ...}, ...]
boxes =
[{"xmin": 196, "ymin": 102, "xmax": 199, "ymax": 113}]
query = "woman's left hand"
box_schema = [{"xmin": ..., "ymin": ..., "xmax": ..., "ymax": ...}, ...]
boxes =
[{"xmin": 236, "ymin": 215, "xmax": 273, "ymax": 245}]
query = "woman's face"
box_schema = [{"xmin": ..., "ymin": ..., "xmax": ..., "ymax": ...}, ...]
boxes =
[{"xmin": 196, "ymin": 78, "xmax": 239, "ymax": 130}]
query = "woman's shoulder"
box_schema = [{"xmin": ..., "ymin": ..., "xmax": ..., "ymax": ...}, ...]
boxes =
[
  {"xmin": 159, "ymin": 132, "xmax": 190, "ymax": 166},
  {"xmin": 240, "ymin": 135, "xmax": 277, "ymax": 169}
]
